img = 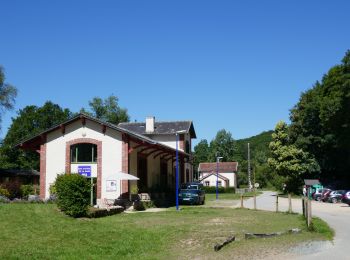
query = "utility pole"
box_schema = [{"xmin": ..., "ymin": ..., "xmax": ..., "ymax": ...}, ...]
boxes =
[{"xmin": 247, "ymin": 143, "xmax": 252, "ymax": 189}]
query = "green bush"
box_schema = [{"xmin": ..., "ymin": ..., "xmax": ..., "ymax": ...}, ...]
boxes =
[
  {"xmin": 202, "ymin": 186, "xmax": 235, "ymax": 194},
  {"xmin": 55, "ymin": 173, "xmax": 91, "ymax": 218},
  {"xmin": 20, "ymin": 185, "xmax": 36, "ymax": 198},
  {"xmin": 0, "ymin": 186, "xmax": 10, "ymax": 198}
]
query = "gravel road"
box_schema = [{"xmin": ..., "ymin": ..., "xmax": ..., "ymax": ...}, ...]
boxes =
[{"xmin": 242, "ymin": 191, "xmax": 350, "ymax": 259}]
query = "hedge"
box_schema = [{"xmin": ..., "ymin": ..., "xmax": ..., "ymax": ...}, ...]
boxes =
[
  {"xmin": 55, "ymin": 173, "xmax": 91, "ymax": 217},
  {"xmin": 202, "ymin": 186, "xmax": 236, "ymax": 194}
]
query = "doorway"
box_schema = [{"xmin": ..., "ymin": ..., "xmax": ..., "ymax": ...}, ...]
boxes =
[{"xmin": 138, "ymin": 156, "xmax": 148, "ymax": 192}]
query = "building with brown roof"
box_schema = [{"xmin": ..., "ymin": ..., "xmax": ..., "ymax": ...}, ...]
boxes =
[{"xmin": 198, "ymin": 162, "xmax": 238, "ymax": 188}]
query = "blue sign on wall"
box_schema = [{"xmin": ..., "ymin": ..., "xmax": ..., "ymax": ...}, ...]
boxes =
[{"xmin": 78, "ymin": 166, "xmax": 91, "ymax": 177}]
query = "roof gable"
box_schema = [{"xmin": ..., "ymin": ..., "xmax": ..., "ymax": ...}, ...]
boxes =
[
  {"xmin": 15, "ymin": 114, "xmax": 191, "ymax": 157},
  {"xmin": 200, "ymin": 172, "xmax": 229, "ymax": 182}
]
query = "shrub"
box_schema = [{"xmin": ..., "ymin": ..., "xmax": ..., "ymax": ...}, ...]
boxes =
[
  {"xmin": 55, "ymin": 173, "xmax": 91, "ymax": 217},
  {"xmin": 20, "ymin": 185, "xmax": 35, "ymax": 198},
  {"xmin": 0, "ymin": 186, "xmax": 10, "ymax": 198},
  {"xmin": 2, "ymin": 181, "xmax": 21, "ymax": 199},
  {"xmin": 202, "ymin": 186, "xmax": 235, "ymax": 194}
]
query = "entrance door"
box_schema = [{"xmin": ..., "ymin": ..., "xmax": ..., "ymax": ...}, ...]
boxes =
[{"xmin": 138, "ymin": 156, "xmax": 148, "ymax": 192}]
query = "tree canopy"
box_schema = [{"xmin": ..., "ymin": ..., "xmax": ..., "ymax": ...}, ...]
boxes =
[
  {"xmin": 268, "ymin": 121, "xmax": 319, "ymax": 193},
  {"xmin": 289, "ymin": 50, "xmax": 350, "ymax": 186},
  {"xmin": 0, "ymin": 66, "xmax": 17, "ymax": 130},
  {"xmin": 0, "ymin": 101, "xmax": 72, "ymax": 169},
  {"xmin": 81, "ymin": 95, "xmax": 129, "ymax": 125}
]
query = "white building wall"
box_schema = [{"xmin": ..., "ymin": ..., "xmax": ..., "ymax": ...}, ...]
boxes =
[
  {"xmin": 199, "ymin": 172, "xmax": 237, "ymax": 188},
  {"xmin": 151, "ymin": 135, "xmax": 178, "ymax": 150},
  {"xmin": 45, "ymin": 120, "xmax": 123, "ymax": 200}
]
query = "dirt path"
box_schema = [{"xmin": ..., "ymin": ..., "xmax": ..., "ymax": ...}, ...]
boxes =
[{"xmin": 242, "ymin": 191, "xmax": 350, "ymax": 259}]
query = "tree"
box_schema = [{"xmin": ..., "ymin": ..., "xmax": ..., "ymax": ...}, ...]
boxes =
[
  {"xmin": 289, "ymin": 50, "xmax": 350, "ymax": 185},
  {"xmin": 0, "ymin": 66, "xmax": 17, "ymax": 129},
  {"xmin": 193, "ymin": 139, "xmax": 210, "ymax": 178},
  {"xmin": 0, "ymin": 102, "xmax": 72, "ymax": 169},
  {"xmin": 268, "ymin": 121, "xmax": 319, "ymax": 193},
  {"xmin": 208, "ymin": 129, "xmax": 237, "ymax": 162},
  {"xmin": 82, "ymin": 95, "xmax": 129, "ymax": 125}
]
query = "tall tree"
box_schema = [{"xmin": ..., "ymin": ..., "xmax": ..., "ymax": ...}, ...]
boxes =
[
  {"xmin": 193, "ymin": 139, "xmax": 210, "ymax": 177},
  {"xmin": 82, "ymin": 95, "xmax": 129, "ymax": 125},
  {"xmin": 208, "ymin": 129, "xmax": 237, "ymax": 162},
  {"xmin": 0, "ymin": 102, "xmax": 72, "ymax": 169},
  {"xmin": 268, "ymin": 121, "xmax": 319, "ymax": 193},
  {"xmin": 0, "ymin": 66, "xmax": 17, "ymax": 129},
  {"xmin": 290, "ymin": 50, "xmax": 350, "ymax": 185}
]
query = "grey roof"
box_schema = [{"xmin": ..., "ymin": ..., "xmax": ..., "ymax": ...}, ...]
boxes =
[{"xmin": 118, "ymin": 121, "xmax": 196, "ymax": 138}]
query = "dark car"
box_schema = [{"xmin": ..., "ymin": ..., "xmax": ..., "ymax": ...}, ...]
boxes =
[
  {"xmin": 178, "ymin": 182, "xmax": 205, "ymax": 205},
  {"xmin": 327, "ymin": 190, "xmax": 347, "ymax": 203},
  {"xmin": 342, "ymin": 191, "xmax": 350, "ymax": 205}
]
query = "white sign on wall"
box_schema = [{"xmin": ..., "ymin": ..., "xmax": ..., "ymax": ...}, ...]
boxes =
[{"xmin": 106, "ymin": 180, "xmax": 117, "ymax": 192}]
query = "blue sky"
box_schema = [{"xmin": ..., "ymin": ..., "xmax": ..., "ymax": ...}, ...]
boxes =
[{"xmin": 1, "ymin": 0, "xmax": 349, "ymax": 145}]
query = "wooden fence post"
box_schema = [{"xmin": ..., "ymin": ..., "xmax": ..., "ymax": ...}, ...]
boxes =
[
  {"xmin": 253, "ymin": 193, "xmax": 256, "ymax": 210},
  {"xmin": 307, "ymin": 199, "xmax": 312, "ymax": 227},
  {"xmin": 288, "ymin": 193, "xmax": 292, "ymax": 213},
  {"xmin": 302, "ymin": 197, "xmax": 305, "ymax": 217},
  {"xmin": 276, "ymin": 195, "xmax": 279, "ymax": 212},
  {"xmin": 240, "ymin": 194, "xmax": 243, "ymax": 208}
]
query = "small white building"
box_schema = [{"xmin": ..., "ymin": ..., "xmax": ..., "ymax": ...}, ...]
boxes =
[
  {"xmin": 17, "ymin": 114, "xmax": 196, "ymax": 206},
  {"xmin": 198, "ymin": 162, "xmax": 238, "ymax": 188}
]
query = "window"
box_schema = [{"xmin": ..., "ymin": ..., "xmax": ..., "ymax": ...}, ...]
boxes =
[
  {"xmin": 70, "ymin": 143, "xmax": 97, "ymax": 163},
  {"xmin": 185, "ymin": 141, "xmax": 190, "ymax": 153},
  {"xmin": 205, "ymin": 181, "xmax": 210, "ymax": 186},
  {"xmin": 217, "ymin": 181, "xmax": 222, "ymax": 187}
]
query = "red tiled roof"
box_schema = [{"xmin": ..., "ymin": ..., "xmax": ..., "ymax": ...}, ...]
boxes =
[{"xmin": 198, "ymin": 162, "xmax": 238, "ymax": 173}]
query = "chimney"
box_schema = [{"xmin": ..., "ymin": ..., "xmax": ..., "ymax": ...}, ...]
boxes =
[{"xmin": 146, "ymin": 116, "xmax": 155, "ymax": 133}]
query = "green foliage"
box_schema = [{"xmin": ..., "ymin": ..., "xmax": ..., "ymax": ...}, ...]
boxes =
[
  {"xmin": 133, "ymin": 200, "xmax": 155, "ymax": 211},
  {"xmin": 20, "ymin": 184, "xmax": 38, "ymax": 198},
  {"xmin": 81, "ymin": 95, "xmax": 129, "ymax": 125},
  {"xmin": 193, "ymin": 139, "xmax": 210, "ymax": 177},
  {"xmin": 0, "ymin": 66, "xmax": 17, "ymax": 129},
  {"xmin": 202, "ymin": 186, "xmax": 235, "ymax": 194},
  {"xmin": 289, "ymin": 50, "xmax": 350, "ymax": 185},
  {"xmin": 208, "ymin": 129, "xmax": 237, "ymax": 162},
  {"xmin": 55, "ymin": 174, "xmax": 91, "ymax": 217},
  {"xmin": 0, "ymin": 186, "xmax": 10, "ymax": 198},
  {"xmin": 268, "ymin": 121, "xmax": 319, "ymax": 193},
  {"xmin": 0, "ymin": 101, "xmax": 72, "ymax": 169},
  {"xmin": 194, "ymin": 130, "xmax": 274, "ymax": 188}
]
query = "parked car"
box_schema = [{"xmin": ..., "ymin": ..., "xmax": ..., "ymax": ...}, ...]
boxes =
[
  {"xmin": 312, "ymin": 188, "xmax": 324, "ymax": 201},
  {"xmin": 342, "ymin": 191, "xmax": 350, "ymax": 205},
  {"xmin": 320, "ymin": 189, "xmax": 333, "ymax": 202},
  {"xmin": 178, "ymin": 182, "xmax": 205, "ymax": 205},
  {"xmin": 327, "ymin": 190, "xmax": 347, "ymax": 203}
]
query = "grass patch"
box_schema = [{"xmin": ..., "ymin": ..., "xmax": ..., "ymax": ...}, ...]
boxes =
[
  {"xmin": 206, "ymin": 191, "xmax": 262, "ymax": 201},
  {"xmin": 0, "ymin": 203, "xmax": 332, "ymax": 259},
  {"xmin": 309, "ymin": 217, "xmax": 335, "ymax": 240}
]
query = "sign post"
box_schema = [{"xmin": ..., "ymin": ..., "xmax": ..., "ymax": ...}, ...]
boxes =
[{"xmin": 78, "ymin": 166, "xmax": 93, "ymax": 205}]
